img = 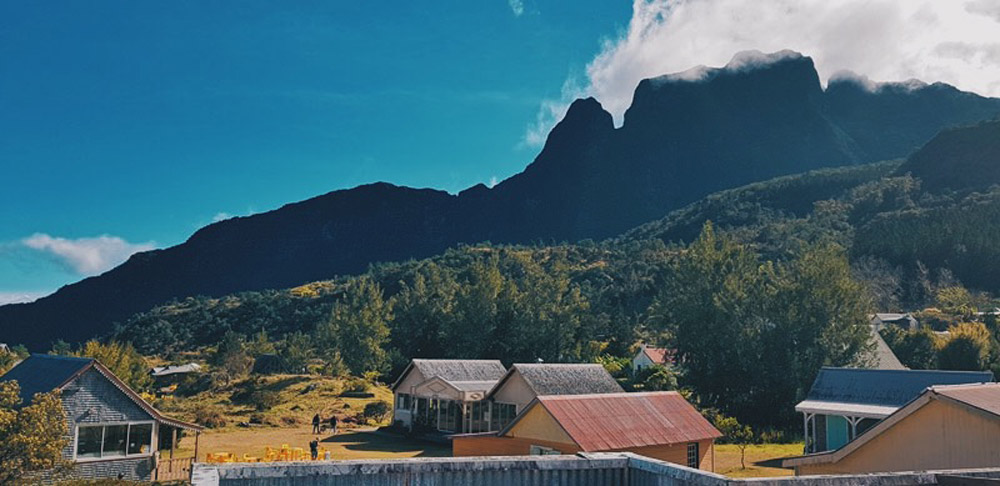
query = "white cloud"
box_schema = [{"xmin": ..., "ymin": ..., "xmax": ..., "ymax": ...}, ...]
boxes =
[
  {"xmin": 508, "ymin": 0, "xmax": 525, "ymax": 16},
  {"xmin": 526, "ymin": 0, "xmax": 1000, "ymax": 143},
  {"xmin": 22, "ymin": 233, "xmax": 156, "ymax": 276},
  {"xmin": 0, "ymin": 291, "xmax": 50, "ymax": 305},
  {"xmin": 213, "ymin": 212, "xmax": 234, "ymax": 222},
  {"xmin": 488, "ymin": 176, "xmax": 499, "ymax": 188}
]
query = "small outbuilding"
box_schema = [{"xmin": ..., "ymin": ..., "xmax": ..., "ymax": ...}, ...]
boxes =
[
  {"xmin": 784, "ymin": 382, "xmax": 1000, "ymax": 475},
  {"xmin": 796, "ymin": 367, "xmax": 992, "ymax": 454},
  {"xmin": 0, "ymin": 354, "xmax": 202, "ymax": 482},
  {"xmin": 631, "ymin": 344, "xmax": 673, "ymax": 374},
  {"xmin": 453, "ymin": 391, "xmax": 722, "ymax": 470},
  {"xmin": 870, "ymin": 313, "xmax": 919, "ymax": 332}
]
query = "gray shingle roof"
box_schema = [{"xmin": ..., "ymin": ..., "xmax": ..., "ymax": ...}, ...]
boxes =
[
  {"xmin": 510, "ymin": 363, "xmax": 623, "ymax": 396},
  {"xmin": 870, "ymin": 329, "xmax": 907, "ymax": 370},
  {"xmin": 805, "ymin": 367, "xmax": 993, "ymax": 407},
  {"xmin": 0, "ymin": 354, "xmax": 93, "ymax": 405},
  {"xmin": 392, "ymin": 359, "xmax": 506, "ymax": 390}
]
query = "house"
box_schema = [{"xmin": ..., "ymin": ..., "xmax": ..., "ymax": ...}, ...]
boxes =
[
  {"xmin": 453, "ymin": 392, "xmax": 722, "ymax": 470},
  {"xmin": 485, "ymin": 363, "xmax": 623, "ymax": 430},
  {"xmin": 784, "ymin": 382, "xmax": 1000, "ymax": 475},
  {"xmin": 0, "ymin": 354, "xmax": 202, "ymax": 481},
  {"xmin": 391, "ymin": 359, "xmax": 507, "ymax": 434},
  {"xmin": 870, "ymin": 313, "xmax": 918, "ymax": 331},
  {"xmin": 796, "ymin": 367, "xmax": 992, "ymax": 454},
  {"xmin": 631, "ymin": 344, "xmax": 673, "ymax": 374},
  {"xmin": 151, "ymin": 362, "xmax": 202, "ymax": 379}
]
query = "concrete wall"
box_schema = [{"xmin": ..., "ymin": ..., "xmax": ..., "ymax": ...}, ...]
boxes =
[
  {"xmin": 798, "ymin": 398, "xmax": 1000, "ymax": 475},
  {"xmin": 192, "ymin": 454, "xmax": 1000, "ymax": 486}
]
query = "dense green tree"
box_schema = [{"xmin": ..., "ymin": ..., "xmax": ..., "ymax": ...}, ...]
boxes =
[
  {"xmin": 317, "ymin": 277, "xmax": 392, "ymax": 375},
  {"xmin": 879, "ymin": 327, "xmax": 939, "ymax": 369},
  {"xmin": 653, "ymin": 223, "xmax": 873, "ymax": 427},
  {"xmin": 75, "ymin": 341, "xmax": 153, "ymax": 392},
  {"xmin": 210, "ymin": 331, "xmax": 253, "ymax": 385},
  {"xmin": 938, "ymin": 322, "xmax": 992, "ymax": 371}
]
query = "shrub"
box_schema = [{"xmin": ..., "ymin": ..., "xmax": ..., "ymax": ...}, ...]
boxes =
[
  {"xmin": 249, "ymin": 390, "xmax": 281, "ymax": 412},
  {"xmin": 344, "ymin": 377, "xmax": 370, "ymax": 393},
  {"xmin": 363, "ymin": 400, "xmax": 391, "ymax": 423},
  {"xmin": 192, "ymin": 405, "xmax": 227, "ymax": 429}
]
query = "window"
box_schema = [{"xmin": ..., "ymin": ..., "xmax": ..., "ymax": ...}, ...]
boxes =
[
  {"xmin": 397, "ymin": 393, "xmax": 412, "ymax": 410},
  {"xmin": 75, "ymin": 423, "xmax": 153, "ymax": 461},
  {"xmin": 127, "ymin": 424, "xmax": 152, "ymax": 455},
  {"xmin": 76, "ymin": 426, "xmax": 103, "ymax": 459},
  {"xmin": 490, "ymin": 402, "xmax": 517, "ymax": 431},
  {"xmin": 686, "ymin": 442, "xmax": 699, "ymax": 468}
]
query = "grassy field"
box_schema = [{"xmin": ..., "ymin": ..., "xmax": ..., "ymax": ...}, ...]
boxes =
[
  {"xmin": 173, "ymin": 426, "xmax": 450, "ymax": 461},
  {"xmin": 714, "ymin": 443, "xmax": 802, "ymax": 478},
  {"xmin": 155, "ymin": 373, "xmax": 394, "ymax": 432}
]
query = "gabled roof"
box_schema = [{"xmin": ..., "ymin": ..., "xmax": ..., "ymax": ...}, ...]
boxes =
[
  {"xmin": 0, "ymin": 354, "xmax": 201, "ymax": 431},
  {"xmin": 392, "ymin": 359, "xmax": 506, "ymax": 391},
  {"xmin": 487, "ymin": 363, "xmax": 622, "ymax": 399},
  {"xmin": 934, "ymin": 382, "xmax": 1000, "ymax": 417},
  {"xmin": 503, "ymin": 392, "xmax": 721, "ymax": 451},
  {"xmin": 784, "ymin": 382, "xmax": 1000, "ymax": 468},
  {"xmin": 870, "ymin": 329, "xmax": 906, "ymax": 370},
  {"xmin": 151, "ymin": 363, "xmax": 202, "ymax": 377},
  {"xmin": 796, "ymin": 367, "xmax": 992, "ymax": 413},
  {"xmin": 639, "ymin": 347, "xmax": 673, "ymax": 365},
  {"xmin": 0, "ymin": 354, "xmax": 93, "ymax": 405}
]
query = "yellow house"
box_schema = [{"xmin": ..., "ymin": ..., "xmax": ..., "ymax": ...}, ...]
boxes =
[
  {"xmin": 784, "ymin": 382, "xmax": 1000, "ymax": 475},
  {"xmin": 453, "ymin": 391, "xmax": 722, "ymax": 470}
]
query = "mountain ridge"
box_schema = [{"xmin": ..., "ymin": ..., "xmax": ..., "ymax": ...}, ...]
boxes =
[{"xmin": 4, "ymin": 50, "xmax": 1000, "ymax": 349}]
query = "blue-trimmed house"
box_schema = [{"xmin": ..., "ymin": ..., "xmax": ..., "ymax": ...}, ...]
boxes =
[{"xmin": 797, "ymin": 367, "xmax": 993, "ymax": 453}]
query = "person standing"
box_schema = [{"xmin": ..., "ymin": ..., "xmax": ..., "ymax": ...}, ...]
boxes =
[
  {"xmin": 309, "ymin": 438, "xmax": 319, "ymax": 460},
  {"xmin": 329, "ymin": 414, "xmax": 338, "ymax": 435},
  {"xmin": 312, "ymin": 413, "xmax": 321, "ymax": 434}
]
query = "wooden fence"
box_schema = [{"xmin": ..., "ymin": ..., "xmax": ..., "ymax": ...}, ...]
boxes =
[{"xmin": 156, "ymin": 457, "xmax": 194, "ymax": 481}]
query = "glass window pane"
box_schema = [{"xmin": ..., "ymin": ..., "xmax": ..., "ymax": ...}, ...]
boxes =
[
  {"xmin": 128, "ymin": 424, "xmax": 152, "ymax": 455},
  {"xmin": 77, "ymin": 426, "xmax": 103, "ymax": 459},
  {"xmin": 103, "ymin": 424, "xmax": 128, "ymax": 457}
]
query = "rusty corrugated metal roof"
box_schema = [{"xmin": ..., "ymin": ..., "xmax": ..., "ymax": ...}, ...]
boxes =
[
  {"xmin": 536, "ymin": 392, "xmax": 721, "ymax": 452},
  {"xmin": 934, "ymin": 382, "xmax": 1000, "ymax": 417}
]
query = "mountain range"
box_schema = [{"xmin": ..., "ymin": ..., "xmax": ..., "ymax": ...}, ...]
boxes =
[{"xmin": 3, "ymin": 50, "xmax": 1000, "ymax": 350}]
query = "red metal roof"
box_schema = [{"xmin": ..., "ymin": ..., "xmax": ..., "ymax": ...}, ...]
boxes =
[
  {"xmin": 934, "ymin": 382, "xmax": 1000, "ymax": 417},
  {"xmin": 642, "ymin": 347, "xmax": 674, "ymax": 365},
  {"xmin": 535, "ymin": 392, "xmax": 721, "ymax": 452}
]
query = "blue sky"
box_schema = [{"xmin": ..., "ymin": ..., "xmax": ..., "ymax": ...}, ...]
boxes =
[{"xmin": 0, "ymin": 1, "xmax": 632, "ymax": 301}]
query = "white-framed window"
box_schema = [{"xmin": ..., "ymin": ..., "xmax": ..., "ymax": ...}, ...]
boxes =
[{"xmin": 74, "ymin": 422, "xmax": 154, "ymax": 461}]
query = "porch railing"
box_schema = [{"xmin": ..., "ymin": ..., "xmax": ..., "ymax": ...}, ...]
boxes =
[{"xmin": 156, "ymin": 456, "xmax": 194, "ymax": 481}]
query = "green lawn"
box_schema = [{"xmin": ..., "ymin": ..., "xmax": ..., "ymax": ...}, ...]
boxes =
[{"xmin": 714, "ymin": 443, "xmax": 803, "ymax": 478}]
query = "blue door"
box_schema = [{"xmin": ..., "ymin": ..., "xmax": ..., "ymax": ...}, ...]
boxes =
[{"xmin": 826, "ymin": 415, "xmax": 850, "ymax": 450}]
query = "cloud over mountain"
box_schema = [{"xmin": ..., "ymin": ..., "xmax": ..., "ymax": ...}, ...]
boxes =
[
  {"xmin": 526, "ymin": 0, "xmax": 1000, "ymax": 142},
  {"xmin": 22, "ymin": 234, "xmax": 156, "ymax": 276}
]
